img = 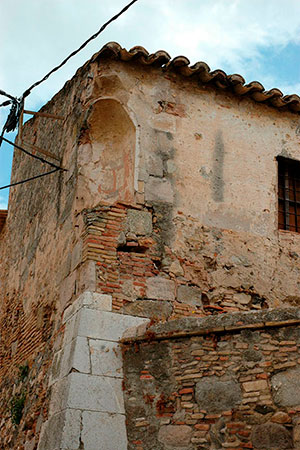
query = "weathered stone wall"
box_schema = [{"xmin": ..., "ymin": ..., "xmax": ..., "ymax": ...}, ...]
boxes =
[
  {"xmin": 122, "ymin": 309, "xmax": 300, "ymax": 450},
  {"xmin": 74, "ymin": 58, "xmax": 300, "ymax": 311},
  {"xmin": 0, "ymin": 62, "xmax": 89, "ymax": 448},
  {"xmin": 0, "ymin": 47, "xmax": 300, "ymax": 448}
]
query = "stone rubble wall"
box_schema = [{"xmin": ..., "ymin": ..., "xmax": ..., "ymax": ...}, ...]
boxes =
[{"xmin": 122, "ymin": 308, "xmax": 300, "ymax": 450}]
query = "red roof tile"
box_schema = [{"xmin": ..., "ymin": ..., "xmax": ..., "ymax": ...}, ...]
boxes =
[{"xmin": 85, "ymin": 42, "xmax": 300, "ymax": 114}]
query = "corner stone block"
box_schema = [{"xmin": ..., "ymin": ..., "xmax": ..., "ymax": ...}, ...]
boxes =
[
  {"xmin": 146, "ymin": 276, "xmax": 175, "ymax": 301},
  {"xmin": 50, "ymin": 372, "xmax": 125, "ymax": 415},
  {"xmin": 49, "ymin": 336, "xmax": 90, "ymax": 386},
  {"xmin": 38, "ymin": 409, "xmax": 81, "ymax": 450},
  {"xmin": 59, "ymin": 271, "xmax": 77, "ymax": 313},
  {"xmin": 89, "ymin": 339, "xmax": 123, "ymax": 378},
  {"xmin": 77, "ymin": 260, "xmax": 97, "ymax": 293},
  {"xmin": 145, "ymin": 176, "xmax": 174, "ymax": 204},
  {"xmin": 81, "ymin": 411, "xmax": 127, "ymax": 450},
  {"xmin": 76, "ymin": 308, "xmax": 148, "ymax": 342},
  {"xmin": 70, "ymin": 240, "xmax": 82, "ymax": 272},
  {"xmin": 63, "ymin": 291, "xmax": 112, "ymax": 324}
]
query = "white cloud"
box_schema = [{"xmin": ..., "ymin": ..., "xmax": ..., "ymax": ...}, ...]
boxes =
[{"xmin": 0, "ymin": 0, "xmax": 299, "ymax": 110}]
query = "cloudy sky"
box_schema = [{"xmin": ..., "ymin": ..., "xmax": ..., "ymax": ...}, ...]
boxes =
[{"xmin": 1, "ymin": 0, "xmax": 300, "ymax": 208}]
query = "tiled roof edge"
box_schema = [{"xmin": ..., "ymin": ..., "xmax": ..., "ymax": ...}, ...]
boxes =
[{"xmin": 86, "ymin": 41, "xmax": 300, "ymax": 114}]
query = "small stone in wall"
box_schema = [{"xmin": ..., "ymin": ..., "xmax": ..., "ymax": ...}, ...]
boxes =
[
  {"xmin": 123, "ymin": 299, "xmax": 172, "ymax": 320},
  {"xmin": 177, "ymin": 285, "xmax": 202, "ymax": 307},
  {"xmin": 146, "ymin": 277, "xmax": 175, "ymax": 301},
  {"xmin": 158, "ymin": 425, "xmax": 192, "ymax": 448},
  {"xmin": 243, "ymin": 349, "xmax": 262, "ymax": 362},
  {"xmin": 169, "ymin": 260, "xmax": 184, "ymax": 277},
  {"xmin": 195, "ymin": 377, "xmax": 241, "ymax": 412},
  {"xmin": 233, "ymin": 293, "xmax": 251, "ymax": 305},
  {"xmin": 271, "ymin": 411, "xmax": 291, "ymax": 424},
  {"xmin": 126, "ymin": 210, "xmax": 153, "ymax": 236},
  {"xmin": 251, "ymin": 423, "xmax": 292, "ymax": 449}
]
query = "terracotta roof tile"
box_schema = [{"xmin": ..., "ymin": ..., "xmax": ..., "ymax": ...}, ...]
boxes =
[{"xmin": 87, "ymin": 42, "xmax": 300, "ymax": 114}]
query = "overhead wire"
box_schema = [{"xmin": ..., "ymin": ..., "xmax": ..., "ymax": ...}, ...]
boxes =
[
  {"xmin": 1, "ymin": 136, "xmax": 66, "ymax": 171},
  {"xmin": 0, "ymin": 168, "xmax": 60, "ymax": 191},
  {"xmin": 0, "ymin": 0, "xmax": 139, "ymax": 190},
  {"xmin": 21, "ymin": 0, "xmax": 139, "ymax": 100}
]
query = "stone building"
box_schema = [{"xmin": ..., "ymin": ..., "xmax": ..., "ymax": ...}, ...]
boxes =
[{"xmin": 1, "ymin": 41, "xmax": 300, "ymax": 449}]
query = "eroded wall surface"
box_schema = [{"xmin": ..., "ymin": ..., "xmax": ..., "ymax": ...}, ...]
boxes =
[
  {"xmin": 0, "ymin": 53, "xmax": 299, "ymax": 448},
  {"xmin": 122, "ymin": 309, "xmax": 300, "ymax": 450}
]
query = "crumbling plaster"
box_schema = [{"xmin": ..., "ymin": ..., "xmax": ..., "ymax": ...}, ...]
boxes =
[
  {"xmin": 1, "ymin": 53, "xmax": 300, "ymax": 448},
  {"xmin": 78, "ymin": 60, "xmax": 300, "ymax": 308}
]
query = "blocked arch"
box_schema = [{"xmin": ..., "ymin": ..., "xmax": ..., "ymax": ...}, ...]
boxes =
[{"xmin": 87, "ymin": 98, "xmax": 136, "ymax": 203}]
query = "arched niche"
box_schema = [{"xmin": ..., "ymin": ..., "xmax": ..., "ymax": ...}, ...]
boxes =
[{"xmin": 87, "ymin": 99, "xmax": 136, "ymax": 203}]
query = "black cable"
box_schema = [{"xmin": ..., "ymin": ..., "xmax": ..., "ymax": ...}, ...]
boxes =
[
  {"xmin": 0, "ymin": 168, "xmax": 60, "ymax": 190},
  {"xmin": 0, "ymin": 89, "xmax": 17, "ymax": 102},
  {"xmin": 1, "ymin": 136, "xmax": 66, "ymax": 171},
  {"xmin": 0, "ymin": 100, "xmax": 12, "ymax": 107},
  {"xmin": 22, "ymin": 0, "xmax": 139, "ymax": 99},
  {"xmin": 0, "ymin": 0, "xmax": 139, "ymax": 143}
]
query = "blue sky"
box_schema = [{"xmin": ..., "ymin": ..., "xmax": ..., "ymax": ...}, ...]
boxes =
[{"xmin": 1, "ymin": 0, "xmax": 300, "ymax": 208}]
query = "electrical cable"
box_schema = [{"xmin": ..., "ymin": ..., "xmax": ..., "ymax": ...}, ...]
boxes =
[
  {"xmin": 0, "ymin": 89, "xmax": 17, "ymax": 103},
  {"xmin": 21, "ymin": 0, "xmax": 139, "ymax": 100},
  {"xmin": 1, "ymin": 136, "xmax": 66, "ymax": 171},
  {"xmin": 0, "ymin": 168, "xmax": 60, "ymax": 190},
  {"xmin": 0, "ymin": 0, "xmax": 139, "ymax": 187},
  {"xmin": 0, "ymin": 0, "xmax": 139, "ymax": 153}
]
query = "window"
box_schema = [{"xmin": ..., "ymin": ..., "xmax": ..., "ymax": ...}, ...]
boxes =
[{"xmin": 278, "ymin": 156, "xmax": 300, "ymax": 232}]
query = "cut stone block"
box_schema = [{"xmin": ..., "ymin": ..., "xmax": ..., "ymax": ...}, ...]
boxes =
[
  {"xmin": 77, "ymin": 260, "xmax": 97, "ymax": 294},
  {"xmin": 243, "ymin": 379, "xmax": 268, "ymax": 392},
  {"xmin": 126, "ymin": 209, "xmax": 153, "ymax": 236},
  {"xmin": 37, "ymin": 409, "xmax": 81, "ymax": 450},
  {"xmin": 177, "ymin": 285, "xmax": 202, "ymax": 306},
  {"xmin": 70, "ymin": 240, "xmax": 82, "ymax": 272},
  {"xmin": 89, "ymin": 339, "xmax": 123, "ymax": 378},
  {"xmin": 73, "ymin": 308, "xmax": 147, "ymax": 343},
  {"xmin": 49, "ymin": 336, "xmax": 90, "ymax": 386},
  {"xmin": 50, "ymin": 372, "xmax": 125, "ymax": 415},
  {"xmin": 81, "ymin": 411, "xmax": 127, "ymax": 450},
  {"xmin": 147, "ymin": 153, "xmax": 164, "ymax": 177},
  {"xmin": 123, "ymin": 299, "xmax": 172, "ymax": 320},
  {"xmin": 146, "ymin": 276, "xmax": 175, "ymax": 301},
  {"xmin": 145, "ymin": 176, "xmax": 174, "ymax": 204},
  {"xmin": 63, "ymin": 291, "xmax": 112, "ymax": 324}
]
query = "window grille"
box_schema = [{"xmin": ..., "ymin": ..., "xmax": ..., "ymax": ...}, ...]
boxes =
[{"xmin": 278, "ymin": 156, "xmax": 300, "ymax": 232}]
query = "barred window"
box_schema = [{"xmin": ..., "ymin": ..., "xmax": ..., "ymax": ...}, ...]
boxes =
[{"xmin": 278, "ymin": 156, "xmax": 300, "ymax": 232}]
